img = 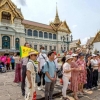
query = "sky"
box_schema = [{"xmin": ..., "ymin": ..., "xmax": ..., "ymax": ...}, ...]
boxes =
[{"xmin": 12, "ymin": 0, "xmax": 100, "ymax": 44}]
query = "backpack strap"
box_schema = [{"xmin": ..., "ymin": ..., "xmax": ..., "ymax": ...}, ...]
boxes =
[
  {"xmin": 28, "ymin": 61, "xmax": 37, "ymax": 73},
  {"xmin": 41, "ymin": 54, "xmax": 46, "ymax": 62},
  {"xmin": 46, "ymin": 61, "xmax": 49, "ymax": 69}
]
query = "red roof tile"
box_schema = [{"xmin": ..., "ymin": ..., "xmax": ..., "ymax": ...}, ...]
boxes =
[{"xmin": 22, "ymin": 20, "xmax": 53, "ymax": 30}]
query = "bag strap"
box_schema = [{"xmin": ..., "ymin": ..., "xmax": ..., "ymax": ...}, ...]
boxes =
[
  {"xmin": 46, "ymin": 61, "xmax": 49, "ymax": 69},
  {"xmin": 41, "ymin": 54, "xmax": 46, "ymax": 62},
  {"xmin": 28, "ymin": 61, "xmax": 37, "ymax": 73},
  {"xmin": 53, "ymin": 61, "xmax": 58, "ymax": 69}
]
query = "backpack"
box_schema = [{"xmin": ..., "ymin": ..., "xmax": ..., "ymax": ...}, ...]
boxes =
[{"xmin": 28, "ymin": 61, "xmax": 40, "ymax": 83}]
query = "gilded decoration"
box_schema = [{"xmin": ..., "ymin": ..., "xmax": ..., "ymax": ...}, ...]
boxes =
[
  {"xmin": 0, "ymin": 0, "xmax": 23, "ymax": 20},
  {"xmin": 92, "ymin": 31, "xmax": 100, "ymax": 44},
  {"xmin": 50, "ymin": 5, "xmax": 71, "ymax": 33},
  {"xmin": 58, "ymin": 21, "xmax": 71, "ymax": 33},
  {"xmin": 53, "ymin": 6, "xmax": 61, "ymax": 25}
]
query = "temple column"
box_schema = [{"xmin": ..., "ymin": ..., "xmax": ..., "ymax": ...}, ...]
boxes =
[
  {"xmin": 11, "ymin": 35, "xmax": 13, "ymax": 49},
  {"xmin": 0, "ymin": 12, "xmax": 1, "ymax": 22},
  {"xmin": 11, "ymin": 35, "xmax": 15, "ymax": 50},
  {"xmin": 0, "ymin": 34, "xmax": 2, "ymax": 49},
  {"xmin": 13, "ymin": 36, "xmax": 15, "ymax": 49}
]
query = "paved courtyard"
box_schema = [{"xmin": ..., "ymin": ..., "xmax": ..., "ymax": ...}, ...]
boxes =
[{"xmin": 0, "ymin": 71, "xmax": 100, "ymax": 100}]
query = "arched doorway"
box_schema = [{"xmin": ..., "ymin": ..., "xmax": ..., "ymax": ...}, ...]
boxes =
[
  {"xmin": 2, "ymin": 36, "xmax": 10, "ymax": 49},
  {"xmin": 15, "ymin": 38, "xmax": 20, "ymax": 50}
]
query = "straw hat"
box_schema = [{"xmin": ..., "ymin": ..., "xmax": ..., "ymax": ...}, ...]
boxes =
[
  {"xmin": 28, "ymin": 51, "xmax": 38, "ymax": 56},
  {"xmin": 66, "ymin": 55, "xmax": 73, "ymax": 61}
]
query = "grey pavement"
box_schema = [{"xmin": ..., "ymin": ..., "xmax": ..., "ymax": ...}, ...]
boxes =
[
  {"xmin": 1, "ymin": 71, "xmax": 100, "ymax": 100},
  {"xmin": 0, "ymin": 71, "xmax": 62, "ymax": 100}
]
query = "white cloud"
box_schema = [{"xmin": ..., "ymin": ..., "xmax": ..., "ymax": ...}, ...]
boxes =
[
  {"xmin": 18, "ymin": 0, "xmax": 26, "ymax": 6},
  {"xmin": 81, "ymin": 37, "xmax": 90, "ymax": 44},
  {"xmin": 72, "ymin": 24, "xmax": 77, "ymax": 28}
]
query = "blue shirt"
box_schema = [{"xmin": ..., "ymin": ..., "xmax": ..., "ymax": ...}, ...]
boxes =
[
  {"xmin": 10, "ymin": 56, "xmax": 15, "ymax": 63},
  {"xmin": 44, "ymin": 60, "xmax": 56, "ymax": 82}
]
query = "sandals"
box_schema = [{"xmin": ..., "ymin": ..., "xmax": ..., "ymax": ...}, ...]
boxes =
[
  {"xmin": 62, "ymin": 97, "xmax": 70, "ymax": 100},
  {"xmin": 73, "ymin": 96, "xmax": 79, "ymax": 100}
]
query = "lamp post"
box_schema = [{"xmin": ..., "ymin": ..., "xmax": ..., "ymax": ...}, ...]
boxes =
[{"xmin": 61, "ymin": 34, "xmax": 73, "ymax": 51}]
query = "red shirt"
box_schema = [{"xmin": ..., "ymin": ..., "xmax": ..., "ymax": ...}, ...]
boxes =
[{"xmin": 7, "ymin": 57, "xmax": 11, "ymax": 64}]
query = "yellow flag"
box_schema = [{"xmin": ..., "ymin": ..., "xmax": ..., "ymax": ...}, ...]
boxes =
[{"xmin": 20, "ymin": 46, "xmax": 38, "ymax": 58}]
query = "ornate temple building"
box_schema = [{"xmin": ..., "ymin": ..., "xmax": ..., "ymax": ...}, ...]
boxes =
[
  {"xmin": 0, "ymin": 0, "xmax": 72, "ymax": 53},
  {"xmin": 69, "ymin": 39, "xmax": 81, "ymax": 51},
  {"xmin": 91, "ymin": 31, "xmax": 100, "ymax": 53}
]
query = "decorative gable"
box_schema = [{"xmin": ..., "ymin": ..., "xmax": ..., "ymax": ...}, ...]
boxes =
[
  {"xmin": 0, "ymin": 0, "xmax": 23, "ymax": 20},
  {"xmin": 92, "ymin": 31, "xmax": 100, "ymax": 43},
  {"xmin": 58, "ymin": 21, "xmax": 71, "ymax": 33}
]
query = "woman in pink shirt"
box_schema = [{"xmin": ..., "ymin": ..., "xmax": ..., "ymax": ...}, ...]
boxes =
[{"xmin": 1, "ymin": 55, "xmax": 7, "ymax": 67}]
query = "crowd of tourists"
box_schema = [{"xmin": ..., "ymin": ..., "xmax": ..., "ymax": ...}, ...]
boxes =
[
  {"xmin": 0, "ymin": 54, "xmax": 15, "ymax": 72},
  {"xmin": 0, "ymin": 42, "xmax": 100, "ymax": 100}
]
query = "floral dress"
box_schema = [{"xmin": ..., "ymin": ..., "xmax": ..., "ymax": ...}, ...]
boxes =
[
  {"xmin": 76, "ymin": 59, "xmax": 87, "ymax": 84},
  {"xmin": 69, "ymin": 61, "xmax": 79, "ymax": 92}
]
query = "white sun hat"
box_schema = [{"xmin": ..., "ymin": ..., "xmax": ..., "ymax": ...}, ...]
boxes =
[
  {"xmin": 66, "ymin": 55, "xmax": 73, "ymax": 61},
  {"xmin": 72, "ymin": 53, "xmax": 78, "ymax": 57}
]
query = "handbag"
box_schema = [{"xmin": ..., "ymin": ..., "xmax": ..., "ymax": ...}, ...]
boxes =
[
  {"xmin": 35, "ymin": 73, "xmax": 40, "ymax": 83},
  {"xmin": 28, "ymin": 61, "xmax": 40, "ymax": 83},
  {"xmin": 57, "ymin": 67, "xmax": 63, "ymax": 78},
  {"xmin": 41, "ymin": 54, "xmax": 46, "ymax": 73}
]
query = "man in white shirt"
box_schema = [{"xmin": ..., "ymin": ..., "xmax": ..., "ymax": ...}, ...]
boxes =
[
  {"xmin": 90, "ymin": 54, "xmax": 98, "ymax": 87},
  {"xmin": 37, "ymin": 47, "xmax": 48, "ymax": 90}
]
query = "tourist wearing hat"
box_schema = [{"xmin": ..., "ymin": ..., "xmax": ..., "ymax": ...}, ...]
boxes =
[
  {"xmin": 62, "ymin": 55, "xmax": 75, "ymax": 100},
  {"xmin": 76, "ymin": 53, "xmax": 87, "ymax": 95},
  {"xmin": 91, "ymin": 54, "xmax": 98, "ymax": 88},
  {"xmin": 70, "ymin": 54, "xmax": 79, "ymax": 100},
  {"xmin": 25, "ymin": 51, "xmax": 38, "ymax": 100}
]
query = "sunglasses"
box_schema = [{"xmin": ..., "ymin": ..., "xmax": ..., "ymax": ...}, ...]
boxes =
[
  {"xmin": 34, "ymin": 54, "xmax": 37, "ymax": 56},
  {"xmin": 31, "ymin": 54, "xmax": 37, "ymax": 56}
]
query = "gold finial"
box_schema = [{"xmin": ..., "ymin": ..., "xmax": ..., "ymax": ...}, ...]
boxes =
[
  {"xmin": 54, "ymin": 2, "xmax": 60, "ymax": 25},
  {"xmin": 56, "ymin": 2, "xmax": 58, "ymax": 17}
]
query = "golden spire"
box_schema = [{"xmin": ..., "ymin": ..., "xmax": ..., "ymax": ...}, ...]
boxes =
[{"xmin": 54, "ymin": 2, "xmax": 60, "ymax": 25}]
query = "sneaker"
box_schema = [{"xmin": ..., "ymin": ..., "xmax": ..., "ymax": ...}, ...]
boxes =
[
  {"xmin": 38, "ymin": 87, "xmax": 41, "ymax": 91},
  {"xmin": 78, "ymin": 92, "xmax": 83, "ymax": 96},
  {"xmin": 22, "ymin": 93, "xmax": 25, "ymax": 96}
]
